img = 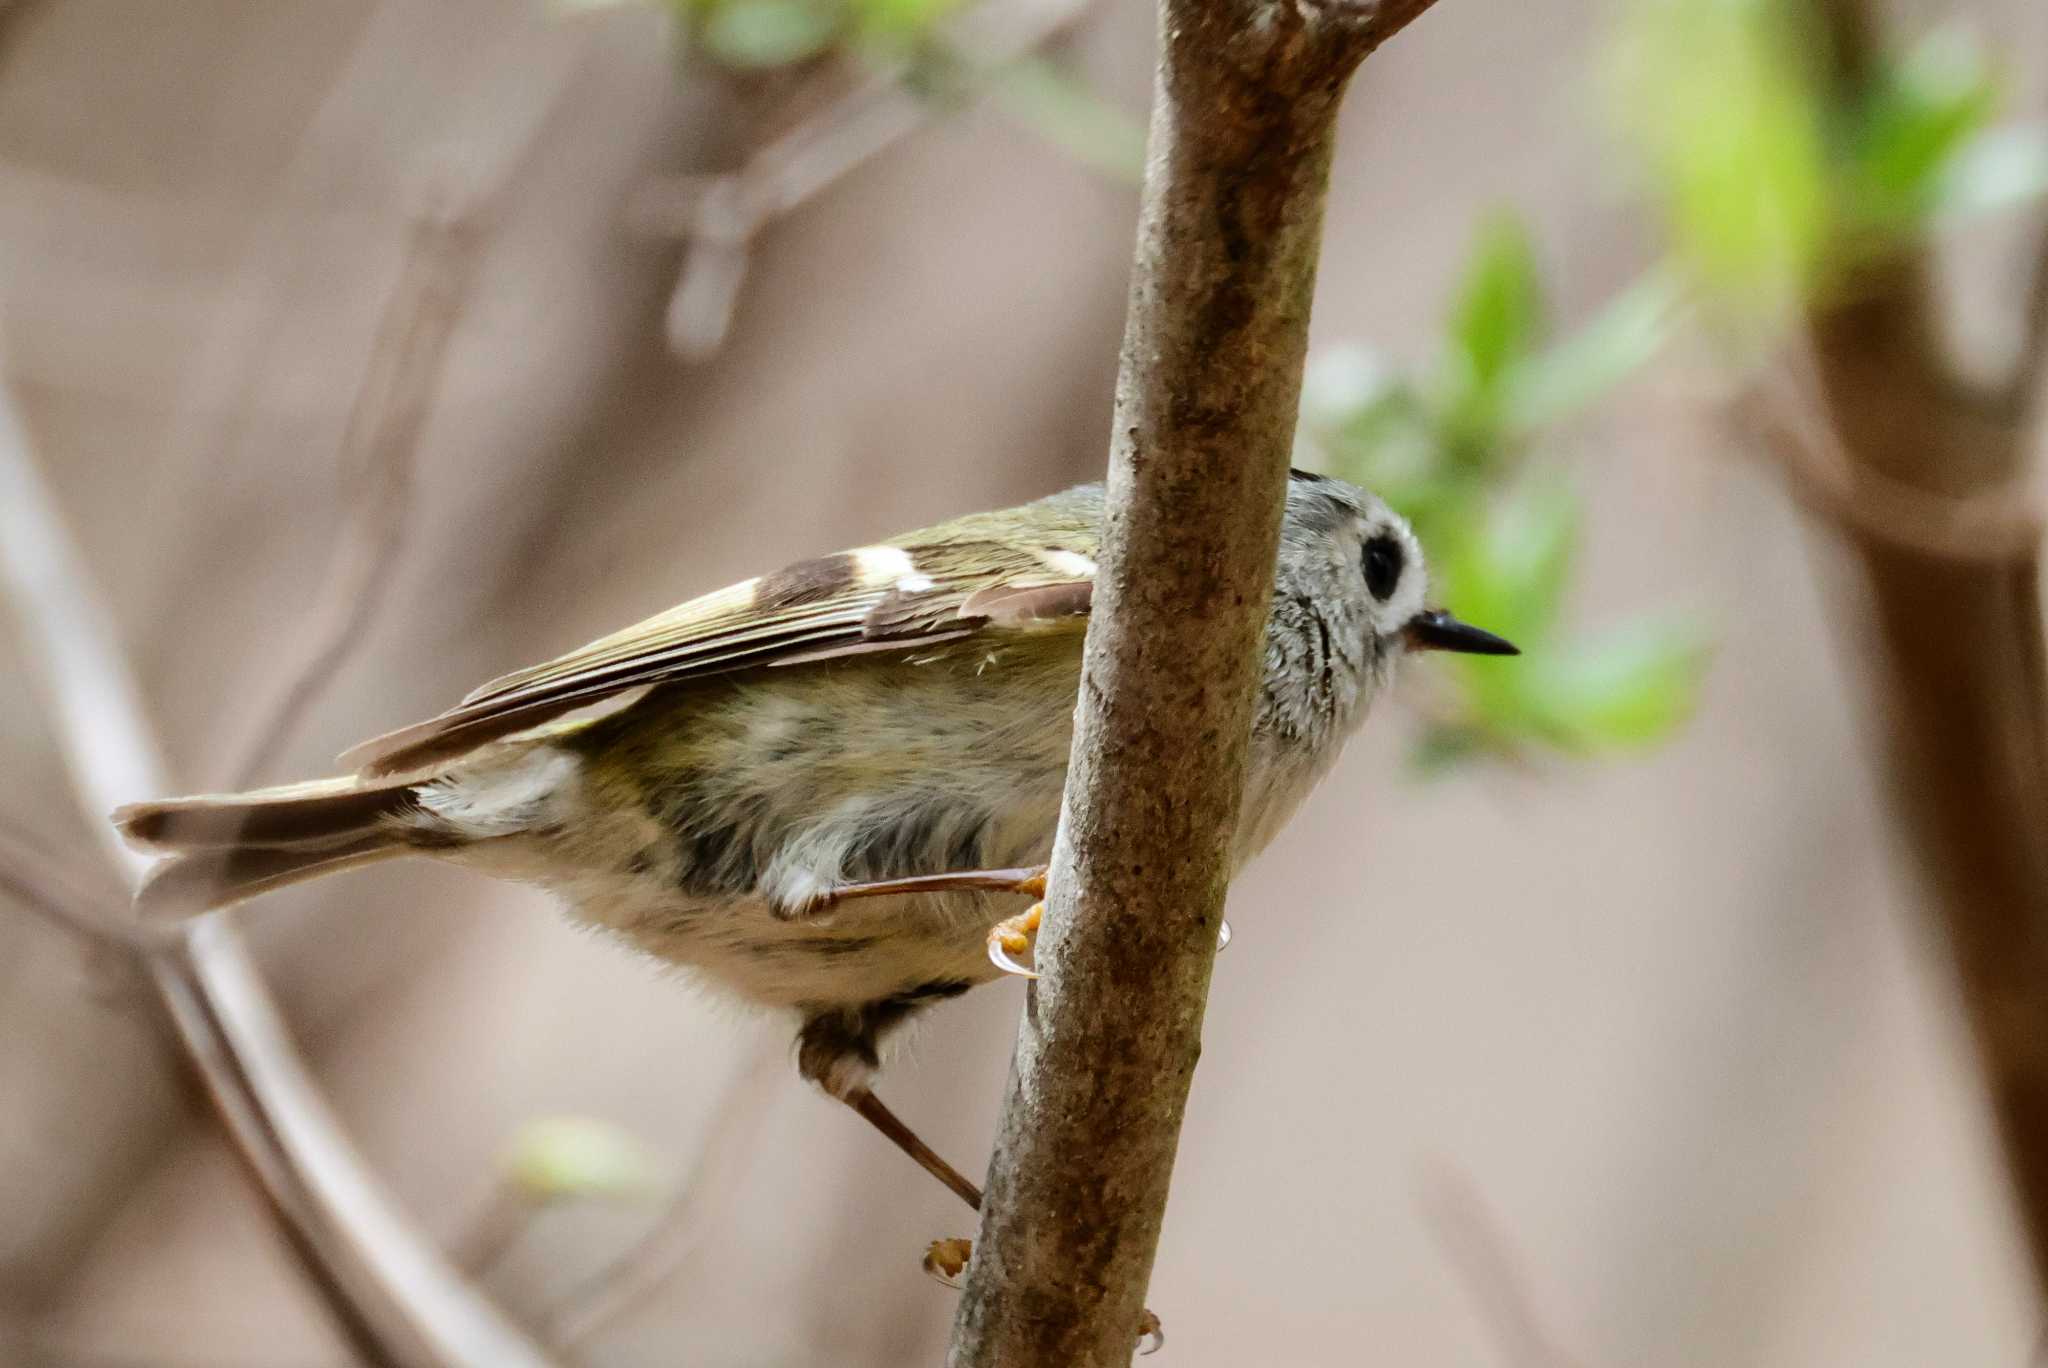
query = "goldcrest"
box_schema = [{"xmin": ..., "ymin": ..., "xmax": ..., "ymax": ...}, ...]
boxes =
[{"xmin": 114, "ymin": 471, "xmax": 1512, "ymax": 1193}]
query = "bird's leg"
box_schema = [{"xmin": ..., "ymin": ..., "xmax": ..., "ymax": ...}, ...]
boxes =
[
  {"xmin": 822, "ymin": 863, "xmax": 1227, "ymax": 980},
  {"xmin": 842, "ymin": 1087, "xmax": 983, "ymax": 1211},
  {"xmin": 817, "ymin": 865, "xmax": 1047, "ymax": 906},
  {"xmin": 819, "ymin": 865, "xmax": 1050, "ymax": 979},
  {"xmin": 810, "ymin": 1013, "xmax": 1166, "ymax": 1351}
]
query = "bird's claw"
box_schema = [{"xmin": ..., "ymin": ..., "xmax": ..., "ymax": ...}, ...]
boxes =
[
  {"xmin": 923, "ymin": 1236, "xmax": 973, "ymax": 1287},
  {"xmin": 986, "ymin": 902, "xmax": 1043, "ymax": 979},
  {"xmin": 923, "ymin": 1237, "xmax": 1163, "ymax": 1352},
  {"xmin": 986, "ymin": 905, "xmax": 1228, "ymax": 979}
]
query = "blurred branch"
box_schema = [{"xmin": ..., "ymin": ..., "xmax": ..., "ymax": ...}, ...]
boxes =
[
  {"xmin": 1790, "ymin": 0, "xmax": 2048, "ymax": 1309},
  {"xmin": 543, "ymin": 1029, "xmax": 783, "ymax": 1349},
  {"xmin": 228, "ymin": 204, "xmax": 480, "ymax": 787},
  {"xmin": 631, "ymin": 0, "xmax": 1097, "ymax": 360},
  {"xmin": 0, "ymin": 254, "xmax": 556, "ymax": 1366},
  {"xmin": 0, "ymin": 818, "xmax": 163, "ymax": 1011},
  {"xmin": 1740, "ymin": 352, "xmax": 2043, "ymax": 562},
  {"xmin": 0, "ymin": 818, "xmax": 150, "ymax": 953},
  {"xmin": 2010, "ymin": 226, "xmax": 2048, "ymax": 419},
  {"xmin": 1421, "ymin": 1167, "xmax": 1583, "ymax": 1368},
  {"xmin": 947, "ymin": 1, "xmax": 1439, "ymax": 1363}
]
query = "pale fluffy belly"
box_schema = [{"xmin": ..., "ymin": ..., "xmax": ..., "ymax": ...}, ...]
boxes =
[
  {"xmin": 544, "ymin": 868, "xmax": 1033, "ymax": 1010},
  {"xmin": 422, "ymin": 653, "xmax": 1347, "ymax": 1012}
]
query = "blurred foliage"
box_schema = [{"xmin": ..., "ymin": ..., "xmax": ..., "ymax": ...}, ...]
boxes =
[
  {"xmin": 561, "ymin": 0, "xmax": 965, "ymax": 68},
  {"xmin": 1311, "ymin": 1, "xmax": 2048, "ymax": 770},
  {"xmin": 560, "ymin": 0, "xmax": 1146, "ymax": 180},
  {"xmin": 561, "ymin": 0, "xmax": 2047, "ymax": 770},
  {"xmin": 1608, "ymin": 0, "xmax": 2048, "ymax": 332},
  {"xmin": 502, "ymin": 1116, "xmax": 664, "ymax": 1204},
  {"xmin": 1302, "ymin": 216, "xmax": 1708, "ymax": 766}
]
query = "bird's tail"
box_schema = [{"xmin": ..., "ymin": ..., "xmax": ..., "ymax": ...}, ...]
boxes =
[{"xmin": 113, "ymin": 775, "xmax": 423, "ymax": 918}]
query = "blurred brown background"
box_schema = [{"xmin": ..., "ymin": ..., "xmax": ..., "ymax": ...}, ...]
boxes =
[{"xmin": 2, "ymin": 0, "xmax": 2045, "ymax": 1363}]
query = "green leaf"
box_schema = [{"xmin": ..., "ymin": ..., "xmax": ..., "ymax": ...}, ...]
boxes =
[
  {"xmin": 1847, "ymin": 27, "xmax": 1998, "ymax": 232},
  {"xmin": 503, "ymin": 1117, "xmax": 663, "ymax": 1203},
  {"xmin": 1299, "ymin": 346, "xmax": 1446, "ymax": 516},
  {"xmin": 1448, "ymin": 214, "xmax": 1545, "ymax": 396},
  {"xmin": 1506, "ymin": 269, "xmax": 1682, "ymax": 436},
  {"xmin": 698, "ymin": 0, "xmax": 841, "ymax": 68},
  {"xmin": 1437, "ymin": 215, "xmax": 1546, "ymax": 458},
  {"xmin": 1513, "ymin": 619, "xmax": 1709, "ymax": 752},
  {"xmin": 988, "ymin": 59, "xmax": 1147, "ymax": 185},
  {"xmin": 1606, "ymin": 0, "xmax": 1829, "ymax": 330},
  {"xmin": 1438, "ymin": 480, "xmax": 1581, "ymax": 647},
  {"xmin": 852, "ymin": 0, "xmax": 960, "ymax": 40},
  {"xmin": 1930, "ymin": 123, "xmax": 2048, "ymax": 223}
]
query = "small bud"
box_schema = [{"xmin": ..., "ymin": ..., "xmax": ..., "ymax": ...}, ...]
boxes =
[{"xmin": 502, "ymin": 1116, "xmax": 662, "ymax": 1204}]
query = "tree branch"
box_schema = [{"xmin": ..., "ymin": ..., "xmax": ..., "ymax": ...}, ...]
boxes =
[
  {"xmin": 227, "ymin": 204, "xmax": 478, "ymax": 787},
  {"xmin": 1795, "ymin": 0, "xmax": 2048, "ymax": 1309},
  {"xmin": 631, "ymin": 0, "xmax": 1100, "ymax": 360},
  {"xmin": 947, "ymin": 2, "xmax": 1438, "ymax": 1363},
  {"xmin": 0, "ymin": 240, "xmax": 556, "ymax": 1364},
  {"xmin": 2008, "ymin": 222, "xmax": 2048, "ymax": 423},
  {"xmin": 541, "ymin": 1028, "xmax": 784, "ymax": 1349}
]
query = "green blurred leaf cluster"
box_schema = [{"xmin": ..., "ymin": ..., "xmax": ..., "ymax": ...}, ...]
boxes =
[
  {"xmin": 559, "ymin": 0, "xmax": 1146, "ymax": 182},
  {"xmin": 592, "ymin": 0, "xmax": 967, "ymax": 68},
  {"xmin": 1303, "ymin": 215, "xmax": 1708, "ymax": 765},
  {"xmin": 1608, "ymin": 0, "xmax": 2048, "ymax": 329}
]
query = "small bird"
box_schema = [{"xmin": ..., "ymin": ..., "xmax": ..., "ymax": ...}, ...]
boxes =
[{"xmin": 113, "ymin": 470, "xmax": 1512, "ymax": 1211}]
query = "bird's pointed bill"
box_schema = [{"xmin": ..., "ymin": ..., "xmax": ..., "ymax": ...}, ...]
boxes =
[{"xmin": 1403, "ymin": 609, "xmax": 1519, "ymax": 656}]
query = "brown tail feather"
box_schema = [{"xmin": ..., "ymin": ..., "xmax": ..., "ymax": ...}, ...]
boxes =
[
  {"xmin": 134, "ymin": 835, "xmax": 405, "ymax": 918},
  {"xmin": 113, "ymin": 775, "xmax": 429, "ymax": 918},
  {"xmin": 113, "ymin": 776, "xmax": 419, "ymax": 852}
]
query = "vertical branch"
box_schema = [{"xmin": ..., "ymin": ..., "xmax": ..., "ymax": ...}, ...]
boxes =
[
  {"xmin": 1796, "ymin": 0, "xmax": 2048, "ymax": 1306},
  {"xmin": 2008, "ymin": 229, "xmax": 2048, "ymax": 422},
  {"xmin": 948, "ymin": 2, "xmax": 1443, "ymax": 1364}
]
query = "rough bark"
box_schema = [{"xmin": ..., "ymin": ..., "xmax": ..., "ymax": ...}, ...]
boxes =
[
  {"xmin": 946, "ymin": 2, "xmax": 1442, "ymax": 1363},
  {"xmin": 1802, "ymin": 0, "xmax": 2048, "ymax": 1303}
]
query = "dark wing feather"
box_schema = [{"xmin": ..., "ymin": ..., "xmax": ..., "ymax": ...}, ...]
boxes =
[{"xmin": 339, "ymin": 494, "xmax": 1103, "ymax": 777}]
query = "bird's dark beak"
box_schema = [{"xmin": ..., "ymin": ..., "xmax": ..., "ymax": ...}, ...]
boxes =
[{"xmin": 1403, "ymin": 609, "xmax": 1519, "ymax": 656}]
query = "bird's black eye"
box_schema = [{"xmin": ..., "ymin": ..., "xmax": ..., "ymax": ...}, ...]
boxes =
[{"xmin": 1362, "ymin": 535, "xmax": 1403, "ymax": 601}]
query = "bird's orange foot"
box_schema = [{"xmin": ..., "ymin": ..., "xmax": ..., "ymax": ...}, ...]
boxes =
[
  {"xmin": 987, "ymin": 903, "xmax": 1230, "ymax": 979},
  {"xmin": 987, "ymin": 902, "xmax": 1043, "ymax": 979},
  {"xmin": 923, "ymin": 1236, "xmax": 973, "ymax": 1287}
]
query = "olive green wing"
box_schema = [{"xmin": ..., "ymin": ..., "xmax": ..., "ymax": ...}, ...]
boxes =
[{"xmin": 339, "ymin": 501, "xmax": 1102, "ymax": 778}]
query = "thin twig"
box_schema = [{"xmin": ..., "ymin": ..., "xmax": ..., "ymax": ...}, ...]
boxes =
[
  {"xmin": 228, "ymin": 205, "xmax": 478, "ymax": 787},
  {"xmin": 0, "ymin": 818, "xmax": 149, "ymax": 952},
  {"xmin": 1420, "ymin": 1166, "xmax": 1583, "ymax": 1368},
  {"xmin": 0, "ymin": 342, "xmax": 556, "ymax": 1365},
  {"xmin": 543, "ymin": 1027, "xmax": 785, "ymax": 1349},
  {"xmin": 1739, "ymin": 355, "xmax": 2046, "ymax": 563},
  {"xmin": 449, "ymin": 1182, "xmax": 541, "ymax": 1281},
  {"xmin": 0, "ymin": 819, "xmax": 165, "ymax": 1010},
  {"xmin": 632, "ymin": 0, "xmax": 1098, "ymax": 359}
]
